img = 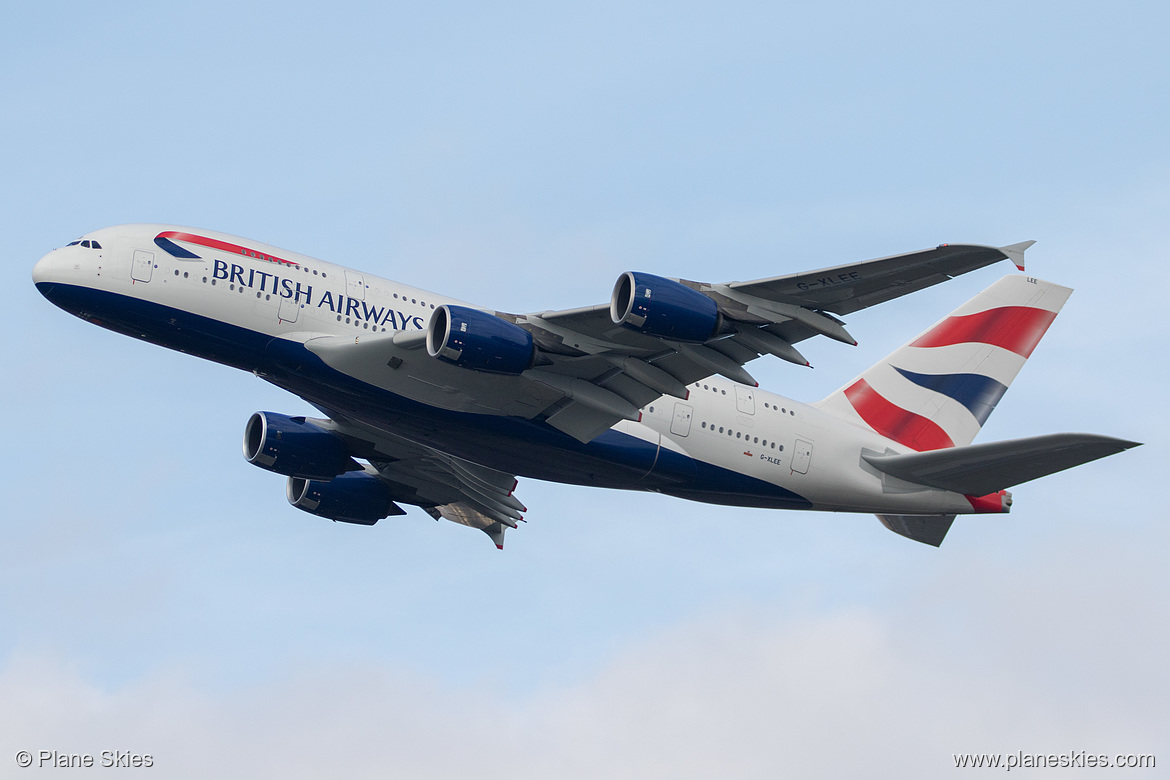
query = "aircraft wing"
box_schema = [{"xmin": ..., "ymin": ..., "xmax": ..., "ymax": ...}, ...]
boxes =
[
  {"xmin": 313, "ymin": 415, "xmax": 525, "ymax": 549},
  {"xmin": 723, "ymin": 241, "xmax": 1034, "ymax": 317},
  {"xmin": 303, "ymin": 242, "xmax": 1028, "ymax": 444},
  {"xmin": 505, "ymin": 242, "xmax": 1030, "ymax": 441}
]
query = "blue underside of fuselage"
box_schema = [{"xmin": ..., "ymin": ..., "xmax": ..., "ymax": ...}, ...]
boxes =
[{"xmin": 36, "ymin": 281, "xmax": 812, "ymax": 510}]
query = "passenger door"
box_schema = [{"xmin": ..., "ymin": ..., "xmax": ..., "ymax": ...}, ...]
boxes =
[
  {"xmin": 278, "ymin": 295, "xmax": 300, "ymax": 323},
  {"xmin": 131, "ymin": 250, "xmax": 154, "ymax": 283},
  {"xmin": 345, "ymin": 270, "xmax": 365, "ymax": 301},
  {"xmin": 734, "ymin": 385, "xmax": 756, "ymax": 414},
  {"xmin": 791, "ymin": 439, "xmax": 814, "ymax": 474}
]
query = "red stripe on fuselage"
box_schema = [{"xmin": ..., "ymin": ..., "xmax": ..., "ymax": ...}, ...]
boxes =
[
  {"xmin": 157, "ymin": 231, "xmax": 299, "ymax": 267},
  {"xmin": 843, "ymin": 379, "xmax": 954, "ymax": 451},
  {"xmin": 909, "ymin": 306, "xmax": 1057, "ymax": 358}
]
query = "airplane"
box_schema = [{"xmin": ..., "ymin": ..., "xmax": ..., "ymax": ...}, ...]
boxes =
[{"xmin": 31, "ymin": 224, "xmax": 1140, "ymax": 548}]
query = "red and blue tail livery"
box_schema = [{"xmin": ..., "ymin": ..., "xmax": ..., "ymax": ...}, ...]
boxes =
[
  {"xmin": 32, "ymin": 225, "xmax": 1138, "ymax": 548},
  {"xmin": 821, "ymin": 275, "xmax": 1071, "ymax": 451}
]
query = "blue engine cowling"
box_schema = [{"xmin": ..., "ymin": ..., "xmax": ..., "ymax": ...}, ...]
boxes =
[
  {"xmin": 610, "ymin": 271, "xmax": 721, "ymax": 343},
  {"xmin": 286, "ymin": 472, "xmax": 405, "ymax": 525},
  {"xmin": 426, "ymin": 304, "xmax": 536, "ymax": 375},
  {"xmin": 243, "ymin": 411, "xmax": 356, "ymax": 480}
]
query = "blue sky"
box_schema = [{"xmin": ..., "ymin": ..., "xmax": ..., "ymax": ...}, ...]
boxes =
[{"xmin": 2, "ymin": 2, "xmax": 1166, "ymax": 776}]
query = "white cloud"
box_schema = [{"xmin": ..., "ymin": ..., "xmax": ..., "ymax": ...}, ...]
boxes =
[{"xmin": 5, "ymin": 540, "xmax": 1165, "ymax": 780}]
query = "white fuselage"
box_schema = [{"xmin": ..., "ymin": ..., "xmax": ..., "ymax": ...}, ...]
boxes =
[{"xmin": 32, "ymin": 223, "xmax": 989, "ymax": 517}]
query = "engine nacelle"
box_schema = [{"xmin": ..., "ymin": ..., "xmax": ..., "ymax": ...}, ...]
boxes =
[
  {"xmin": 286, "ymin": 472, "xmax": 403, "ymax": 525},
  {"xmin": 426, "ymin": 304, "xmax": 536, "ymax": 375},
  {"xmin": 243, "ymin": 411, "xmax": 356, "ymax": 480},
  {"xmin": 610, "ymin": 271, "xmax": 721, "ymax": 343}
]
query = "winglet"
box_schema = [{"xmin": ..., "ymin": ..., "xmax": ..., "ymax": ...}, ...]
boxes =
[
  {"xmin": 999, "ymin": 240, "xmax": 1036, "ymax": 271},
  {"xmin": 484, "ymin": 521, "xmax": 507, "ymax": 550}
]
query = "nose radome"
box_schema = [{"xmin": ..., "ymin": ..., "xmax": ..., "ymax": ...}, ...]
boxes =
[{"xmin": 32, "ymin": 249, "xmax": 59, "ymax": 287}]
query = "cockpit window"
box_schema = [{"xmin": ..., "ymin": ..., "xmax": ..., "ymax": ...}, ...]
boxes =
[
  {"xmin": 90, "ymin": 241, "xmax": 101, "ymax": 249},
  {"xmin": 81, "ymin": 240, "xmax": 91, "ymax": 248},
  {"xmin": 67, "ymin": 240, "xmax": 81, "ymax": 247}
]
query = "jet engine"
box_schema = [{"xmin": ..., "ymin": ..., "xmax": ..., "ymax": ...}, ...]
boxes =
[
  {"xmin": 426, "ymin": 304, "xmax": 536, "ymax": 375},
  {"xmin": 610, "ymin": 271, "xmax": 721, "ymax": 343},
  {"xmin": 243, "ymin": 411, "xmax": 357, "ymax": 480},
  {"xmin": 286, "ymin": 471, "xmax": 405, "ymax": 525}
]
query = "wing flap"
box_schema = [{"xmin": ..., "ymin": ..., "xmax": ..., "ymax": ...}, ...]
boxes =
[
  {"xmin": 319, "ymin": 416, "xmax": 527, "ymax": 548},
  {"xmin": 545, "ymin": 401, "xmax": 626, "ymax": 443},
  {"xmin": 863, "ymin": 433, "xmax": 1141, "ymax": 496},
  {"xmin": 424, "ymin": 504, "xmax": 510, "ymax": 550}
]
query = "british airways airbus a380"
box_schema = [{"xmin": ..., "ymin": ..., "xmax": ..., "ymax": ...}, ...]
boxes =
[{"xmin": 32, "ymin": 225, "xmax": 1138, "ymax": 548}]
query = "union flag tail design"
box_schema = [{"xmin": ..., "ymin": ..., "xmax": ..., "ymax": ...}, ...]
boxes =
[{"xmin": 817, "ymin": 275, "xmax": 1072, "ymax": 450}]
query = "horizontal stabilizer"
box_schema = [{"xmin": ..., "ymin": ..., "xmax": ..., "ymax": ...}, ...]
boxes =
[
  {"xmin": 864, "ymin": 433, "xmax": 1141, "ymax": 496},
  {"xmin": 876, "ymin": 514, "xmax": 956, "ymax": 547}
]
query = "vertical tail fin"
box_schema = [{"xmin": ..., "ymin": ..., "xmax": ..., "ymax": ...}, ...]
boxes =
[{"xmin": 817, "ymin": 275, "xmax": 1072, "ymax": 450}]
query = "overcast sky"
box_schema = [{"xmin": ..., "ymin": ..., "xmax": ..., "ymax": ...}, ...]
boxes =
[{"xmin": 2, "ymin": 1, "xmax": 1166, "ymax": 777}]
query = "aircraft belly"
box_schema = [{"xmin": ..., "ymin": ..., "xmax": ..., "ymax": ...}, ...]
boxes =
[
  {"xmin": 35, "ymin": 282, "xmax": 273, "ymax": 370},
  {"xmin": 275, "ymin": 349, "xmax": 812, "ymax": 503}
]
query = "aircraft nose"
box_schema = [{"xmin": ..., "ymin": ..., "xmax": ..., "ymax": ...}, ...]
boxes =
[
  {"xmin": 32, "ymin": 250, "xmax": 60, "ymax": 291},
  {"xmin": 31, "ymin": 250, "xmax": 68, "ymax": 301}
]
